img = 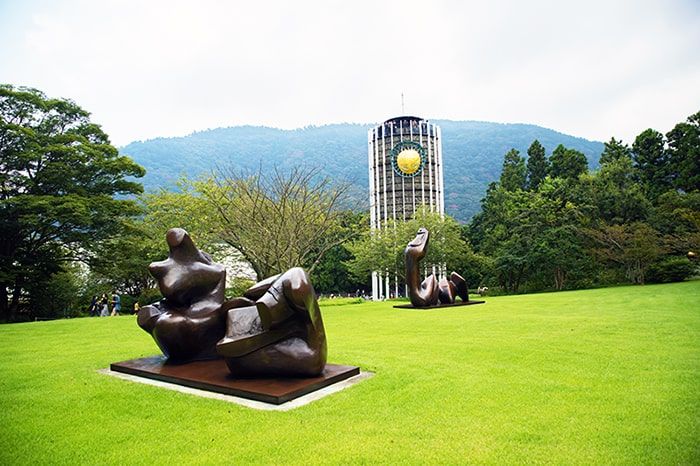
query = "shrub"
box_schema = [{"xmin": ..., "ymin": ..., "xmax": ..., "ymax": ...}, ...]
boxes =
[
  {"xmin": 226, "ymin": 277, "xmax": 256, "ymax": 298},
  {"xmin": 137, "ymin": 288, "xmax": 162, "ymax": 306},
  {"xmin": 646, "ymin": 257, "xmax": 696, "ymax": 283}
]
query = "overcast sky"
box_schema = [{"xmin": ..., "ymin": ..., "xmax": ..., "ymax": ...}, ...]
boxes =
[{"xmin": 1, "ymin": 0, "xmax": 699, "ymax": 146}]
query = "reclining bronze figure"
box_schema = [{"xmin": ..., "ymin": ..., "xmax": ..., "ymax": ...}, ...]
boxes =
[
  {"xmin": 404, "ymin": 227, "xmax": 469, "ymax": 307},
  {"xmin": 137, "ymin": 228, "xmax": 327, "ymax": 377}
]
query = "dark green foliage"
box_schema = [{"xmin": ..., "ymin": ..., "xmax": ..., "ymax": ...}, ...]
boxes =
[
  {"xmin": 665, "ymin": 111, "xmax": 700, "ymax": 193},
  {"xmin": 122, "ymin": 120, "xmax": 604, "ymax": 222},
  {"xmin": 499, "ymin": 148, "xmax": 526, "ymax": 191},
  {"xmin": 632, "ymin": 129, "xmax": 670, "ymax": 199},
  {"xmin": 583, "ymin": 156, "xmax": 650, "ymax": 224},
  {"xmin": 550, "ymin": 144, "xmax": 588, "ymax": 180},
  {"xmin": 467, "ymin": 109, "xmax": 700, "ymax": 293},
  {"xmin": 599, "ymin": 137, "xmax": 632, "ymax": 166},
  {"xmin": 646, "ymin": 257, "xmax": 696, "ymax": 283},
  {"xmin": 311, "ymin": 244, "xmax": 368, "ymax": 294},
  {"xmin": 137, "ymin": 287, "xmax": 163, "ymax": 306},
  {"xmin": 526, "ymin": 140, "xmax": 548, "ymax": 190},
  {"xmin": 26, "ymin": 263, "xmax": 83, "ymax": 320},
  {"xmin": 0, "ymin": 84, "xmax": 145, "ymax": 321},
  {"xmin": 309, "ymin": 210, "xmax": 369, "ymax": 294},
  {"xmin": 649, "ymin": 190, "xmax": 700, "ymax": 242}
]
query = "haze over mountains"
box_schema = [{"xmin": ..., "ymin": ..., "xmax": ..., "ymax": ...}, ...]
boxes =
[{"xmin": 121, "ymin": 120, "xmax": 604, "ymax": 221}]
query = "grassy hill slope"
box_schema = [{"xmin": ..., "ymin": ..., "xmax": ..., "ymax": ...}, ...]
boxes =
[{"xmin": 2, "ymin": 281, "xmax": 697, "ymax": 464}]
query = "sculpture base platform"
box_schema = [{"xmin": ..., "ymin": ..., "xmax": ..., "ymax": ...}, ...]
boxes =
[
  {"xmin": 110, "ymin": 356, "xmax": 360, "ymax": 405},
  {"xmin": 393, "ymin": 300, "xmax": 485, "ymax": 309}
]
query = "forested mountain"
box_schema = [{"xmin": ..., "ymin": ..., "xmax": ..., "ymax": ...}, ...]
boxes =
[{"xmin": 121, "ymin": 120, "xmax": 604, "ymax": 221}]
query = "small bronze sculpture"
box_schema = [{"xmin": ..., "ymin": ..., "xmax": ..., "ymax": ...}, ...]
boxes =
[
  {"xmin": 405, "ymin": 228, "xmax": 469, "ymax": 307},
  {"xmin": 137, "ymin": 228, "xmax": 327, "ymax": 377}
]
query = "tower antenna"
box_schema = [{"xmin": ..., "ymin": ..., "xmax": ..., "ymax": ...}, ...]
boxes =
[{"xmin": 401, "ymin": 92, "xmax": 405, "ymax": 114}]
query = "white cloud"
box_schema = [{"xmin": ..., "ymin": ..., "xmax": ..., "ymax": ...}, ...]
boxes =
[{"xmin": 1, "ymin": 0, "xmax": 698, "ymax": 145}]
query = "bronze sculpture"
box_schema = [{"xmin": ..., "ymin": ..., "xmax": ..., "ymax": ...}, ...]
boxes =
[
  {"xmin": 217, "ymin": 268, "xmax": 327, "ymax": 377},
  {"xmin": 137, "ymin": 228, "xmax": 327, "ymax": 377},
  {"xmin": 404, "ymin": 227, "xmax": 470, "ymax": 307},
  {"xmin": 137, "ymin": 228, "xmax": 228, "ymax": 361}
]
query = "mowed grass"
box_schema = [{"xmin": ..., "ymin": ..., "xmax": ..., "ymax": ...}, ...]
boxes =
[{"xmin": 1, "ymin": 281, "xmax": 699, "ymax": 465}]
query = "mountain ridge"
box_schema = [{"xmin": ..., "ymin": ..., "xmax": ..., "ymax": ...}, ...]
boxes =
[{"xmin": 121, "ymin": 120, "xmax": 605, "ymax": 221}]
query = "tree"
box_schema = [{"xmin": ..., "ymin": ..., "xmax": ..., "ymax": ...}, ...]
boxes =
[
  {"xmin": 585, "ymin": 222, "xmax": 664, "ymax": 284},
  {"xmin": 550, "ymin": 144, "xmax": 588, "ymax": 180},
  {"xmin": 202, "ymin": 166, "xmax": 357, "ymax": 281},
  {"xmin": 526, "ymin": 140, "xmax": 548, "ymax": 191},
  {"xmin": 649, "ymin": 190, "xmax": 700, "ymax": 256},
  {"xmin": 665, "ymin": 110, "xmax": 700, "ymax": 193},
  {"xmin": 346, "ymin": 206, "xmax": 471, "ymax": 287},
  {"xmin": 88, "ymin": 182, "xmax": 227, "ymax": 303},
  {"xmin": 309, "ymin": 211, "xmax": 368, "ymax": 294},
  {"xmin": 500, "ymin": 148, "xmax": 526, "ymax": 191},
  {"xmin": 0, "ymin": 85, "xmax": 145, "ymax": 321},
  {"xmin": 632, "ymin": 128, "xmax": 669, "ymax": 199},
  {"xmin": 466, "ymin": 185, "xmax": 534, "ymax": 292},
  {"xmin": 584, "ymin": 156, "xmax": 650, "ymax": 225},
  {"xmin": 599, "ymin": 137, "xmax": 632, "ymax": 166}
]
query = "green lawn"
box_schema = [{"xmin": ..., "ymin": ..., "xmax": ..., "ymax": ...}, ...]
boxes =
[{"xmin": 1, "ymin": 281, "xmax": 699, "ymax": 464}]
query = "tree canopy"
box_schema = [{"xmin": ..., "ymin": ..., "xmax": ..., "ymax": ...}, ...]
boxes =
[
  {"xmin": 0, "ymin": 85, "xmax": 144, "ymax": 321},
  {"xmin": 467, "ymin": 110, "xmax": 699, "ymax": 291}
]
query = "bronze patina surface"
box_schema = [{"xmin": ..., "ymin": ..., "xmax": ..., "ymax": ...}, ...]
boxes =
[
  {"xmin": 404, "ymin": 228, "xmax": 483, "ymax": 309},
  {"xmin": 136, "ymin": 228, "xmax": 328, "ymax": 378}
]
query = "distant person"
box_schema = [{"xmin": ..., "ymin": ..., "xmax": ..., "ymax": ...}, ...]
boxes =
[
  {"xmin": 133, "ymin": 302, "xmax": 140, "ymax": 315},
  {"xmin": 99, "ymin": 293, "xmax": 110, "ymax": 317},
  {"xmin": 110, "ymin": 292, "xmax": 121, "ymax": 316},
  {"xmin": 87, "ymin": 295, "xmax": 98, "ymax": 317}
]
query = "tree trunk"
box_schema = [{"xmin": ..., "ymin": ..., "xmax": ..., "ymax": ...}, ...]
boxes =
[
  {"xmin": 9, "ymin": 280, "xmax": 22, "ymax": 322},
  {"xmin": 554, "ymin": 268, "xmax": 566, "ymax": 290}
]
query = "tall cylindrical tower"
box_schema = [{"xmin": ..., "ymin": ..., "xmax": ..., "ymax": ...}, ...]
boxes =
[{"xmin": 367, "ymin": 116, "xmax": 445, "ymax": 300}]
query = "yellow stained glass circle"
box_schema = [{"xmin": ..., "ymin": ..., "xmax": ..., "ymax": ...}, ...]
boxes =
[{"xmin": 396, "ymin": 149, "xmax": 422, "ymax": 175}]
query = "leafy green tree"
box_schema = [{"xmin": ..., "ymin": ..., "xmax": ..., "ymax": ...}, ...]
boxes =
[
  {"xmin": 649, "ymin": 190, "xmax": 700, "ymax": 256},
  {"xmin": 585, "ymin": 222, "xmax": 664, "ymax": 284},
  {"xmin": 550, "ymin": 144, "xmax": 588, "ymax": 180},
  {"xmin": 139, "ymin": 181, "xmax": 221, "ymax": 253},
  {"xmin": 310, "ymin": 211, "xmax": 368, "ymax": 294},
  {"xmin": 201, "ymin": 167, "xmax": 357, "ymax": 280},
  {"xmin": 500, "ymin": 148, "xmax": 526, "ymax": 191},
  {"xmin": 599, "ymin": 137, "xmax": 632, "ymax": 166},
  {"xmin": 346, "ymin": 206, "xmax": 471, "ymax": 287},
  {"xmin": 28, "ymin": 262, "xmax": 84, "ymax": 319},
  {"xmin": 665, "ymin": 110, "xmax": 699, "ymax": 193},
  {"xmin": 467, "ymin": 185, "xmax": 534, "ymax": 292},
  {"xmin": 526, "ymin": 140, "xmax": 548, "ymax": 191},
  {"xmin": 0, "ymin": 85, "xmax": 144, "ymax": 321},
  {"xmin": 345, "ymin": 223, "xmax": 401, "ymax": 285},
  {"xmin": 91, "ymin": 181, "xmax": 255, "ymax": 300},
  {"xmin": 521, "ymin": 178, "xmax": 588, "ymax": 290},
  {"xmin": 583, "ymin": 156, "xmax": 650, "ymax": 224},
  {"xmin": 88, "ymin": 221, "xmax": 162, "ymax": 298},
  {"xmin": 632, "ymin": 128, "xmax": 669, "ymax": 199}
]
